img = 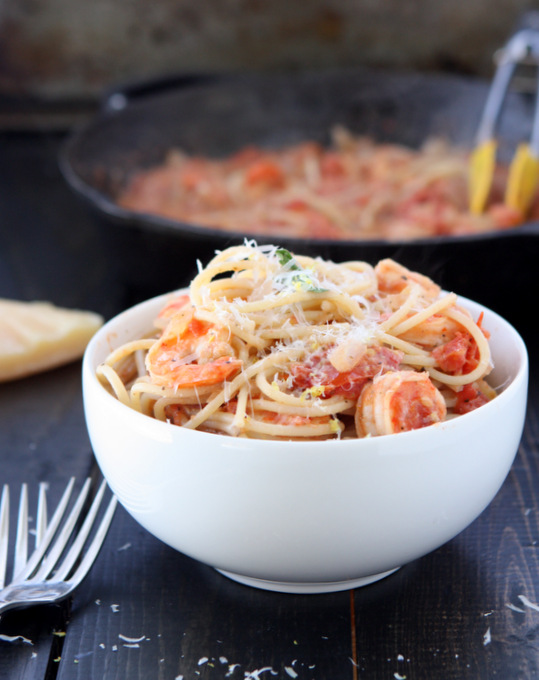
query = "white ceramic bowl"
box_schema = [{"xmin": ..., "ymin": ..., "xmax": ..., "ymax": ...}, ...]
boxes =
[{"xmin": 82, "ymin": 291, "xmax": 528, "ymax": 594}]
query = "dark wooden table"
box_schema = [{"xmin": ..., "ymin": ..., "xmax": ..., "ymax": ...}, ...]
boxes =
[{"xmin": 0, "ymin": 129, "xmax": 538, "ymax": 680}]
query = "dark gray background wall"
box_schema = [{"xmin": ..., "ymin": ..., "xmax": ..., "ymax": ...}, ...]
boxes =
[{"xmin": 0, "ymin": 0, "xmax": 535, "ymax": 102}]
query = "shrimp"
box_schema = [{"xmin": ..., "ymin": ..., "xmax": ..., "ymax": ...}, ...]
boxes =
[
  {"xmin": 146, "ymin": 309, "xmax": 242, "ymax": 389},
  {"xmin": 355, "ymin": 370, "xmax": 446, "ymax": 437},
  {"xmin": 375, "ymin": 258, "xmax": 441, "ymax": 299},
  {"xmin": 399, "ymin": 313, "xmax": 462, "ymax": 348},
  {"xmin": 154, "ymin": 294, "xmax": 191, "ymax": 329}
]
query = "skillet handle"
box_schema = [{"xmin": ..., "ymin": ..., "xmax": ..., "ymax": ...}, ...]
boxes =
[{"xmin": 101, "ymin": 72, "xmax": 221, "ymax": 113}]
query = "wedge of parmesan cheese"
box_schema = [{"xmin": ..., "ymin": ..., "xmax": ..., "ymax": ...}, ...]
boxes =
[{"xmin": 0, "ymin": 299, "xmax": 103, "ymax": 382}]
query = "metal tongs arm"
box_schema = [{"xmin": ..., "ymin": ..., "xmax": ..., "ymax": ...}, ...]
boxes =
[{"xmin": 470, "ymin": 29, "xmax": 539, "ymax": 215}]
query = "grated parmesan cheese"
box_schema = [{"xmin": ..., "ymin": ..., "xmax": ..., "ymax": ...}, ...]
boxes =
[
  {"xmin": 118, "ymin": 634, "xmax": 146, "ymax": 644},
  {"xmin": 518, "ymin": 594, "xmax": 539, "ymax": 612},
  {"xmin": 0, "ymin": 634, "xmax": 33, "ymax": 645}
]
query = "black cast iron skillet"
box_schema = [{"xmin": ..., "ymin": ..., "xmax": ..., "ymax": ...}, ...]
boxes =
[{"xmin": 60, "ymin": 68, "xmax": 539, "ymax": 330}]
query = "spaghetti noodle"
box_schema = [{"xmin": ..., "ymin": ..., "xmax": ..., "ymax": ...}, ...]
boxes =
[
  {"xmin": 117, "ymin": 128, "xmax": 535, "ymax": 241},
  {"xmin": 97, "ymin": 242, "xmax": 496, "ymax": 439}
]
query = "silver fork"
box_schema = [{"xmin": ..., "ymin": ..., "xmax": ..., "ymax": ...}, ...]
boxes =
[{"xmin": 0, "ymin": 477, "xmax": 117, "ymax": 616}]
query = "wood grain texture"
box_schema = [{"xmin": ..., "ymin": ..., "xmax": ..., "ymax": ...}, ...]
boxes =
[{"xmin": 57, "ymin": 510, "xmax": 355, "ymax": 679}]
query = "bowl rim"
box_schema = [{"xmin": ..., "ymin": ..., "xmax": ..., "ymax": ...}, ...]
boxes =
[{"xmin": 83, "ymin": 288, "xmax": 529, "ymax": 449}]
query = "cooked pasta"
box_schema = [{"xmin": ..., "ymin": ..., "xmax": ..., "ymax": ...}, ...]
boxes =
[
  {"xmin": 97, "ymin": 242, "xmax": 496, "ymax": 439},
  {"xmin": 117, "ymin": 128, "xmax": 535, "ymax": 241}
]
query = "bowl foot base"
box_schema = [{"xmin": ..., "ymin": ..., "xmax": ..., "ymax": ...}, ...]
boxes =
[{"xmin": 216, "ymin": 567, "xmax": 400, "ymax": 594}]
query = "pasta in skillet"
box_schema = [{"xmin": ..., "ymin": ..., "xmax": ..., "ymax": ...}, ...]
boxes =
[
  {"xmin": 117, "ymin": 128, "xmax": 532, "ymax": 241},
  {"xmin": 97, "ymin": 242, "xmax": 496, "ymax": 439}
]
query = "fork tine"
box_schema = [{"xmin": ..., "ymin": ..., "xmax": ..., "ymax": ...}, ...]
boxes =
[
  {"xmin": 0, "ymin": 485, "xmax": 9, "ymax": 589},
  {"xmin": 32, "ymin": 478, "xmax": 91, "ymax": 582},
  {"xmin": 13, "ymin": 484, "xmax": 28, "ymax": 579},
  {"xmin": 53, "ymin": 480, "xmax": 114, "ymax": 582},
  {"xmin": 35, "ymin": 483, "xmax": 48, "ymax": 548},
  {"xmin": 12, "ymin": 477, "xmax": 76, "ymax": 583},
  {"xmin": 66, "ymin": 493, "xmax": 117, "ymax": 588}
]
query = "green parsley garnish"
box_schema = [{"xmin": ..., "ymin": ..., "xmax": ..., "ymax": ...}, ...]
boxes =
[
  {"xmin": 275, "ymin": 248, "xmax": 328, "ymax": 293},
  {"xmin": 276, "ymin": 248, "xmax": 300, "ymax": 270}
]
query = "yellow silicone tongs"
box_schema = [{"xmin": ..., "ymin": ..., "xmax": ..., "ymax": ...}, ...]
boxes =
[{"xmin": 469, "ymin": 28, "xmax": 539, "ymax": 216}]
